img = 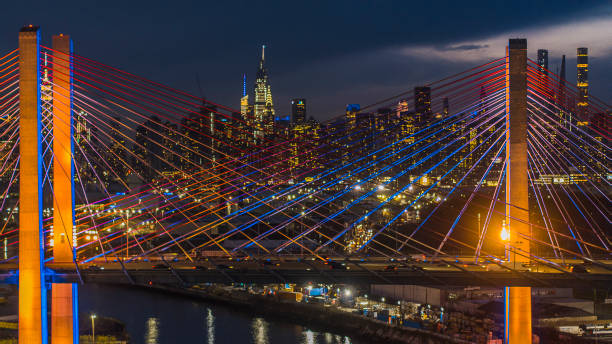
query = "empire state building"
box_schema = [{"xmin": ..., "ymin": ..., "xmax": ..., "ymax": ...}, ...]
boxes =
[{"xmin": 253, "ymin": 45, "xmax": 275, "ymax": 138}]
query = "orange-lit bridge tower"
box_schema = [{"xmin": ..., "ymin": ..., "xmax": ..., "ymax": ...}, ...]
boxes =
[
  {"xmin": 50, "ymin": 33, "xmax": 78, "ymax": 344},
  {"xmin": 18, "ymin": 26, "xmax": 78, "ymax": 344},
  {"xmin": 18, "ymin": 24, "xmax": 47, "ymax": 344},
  {"xmin": 505, "ymin": 38, "xmax": 532, "ymax": 344}
]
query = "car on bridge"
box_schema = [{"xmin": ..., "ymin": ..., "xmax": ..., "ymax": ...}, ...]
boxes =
[
  {"xmin": 152, "ymin": 263, "xmax": 170, "ymax": 270},
  {"xmin": 327, "ymin": 261, "xmax": 347, "ymax": 270},
  {"xmin": 571, "ymin": 264, "xmax": 589, "ymax": 274}
]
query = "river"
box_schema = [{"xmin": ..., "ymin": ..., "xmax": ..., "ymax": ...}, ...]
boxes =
[{"xmin": 78, "ymin": 284, "xmax": 360, "ymax": 344}]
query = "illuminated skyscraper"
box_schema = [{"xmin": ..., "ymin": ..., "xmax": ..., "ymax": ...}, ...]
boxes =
[
  {"xmin": 291, "ymin": 98, "xmax": 306, "ymax": 124},
  {"xmin": 576, "ymin": 47, "xmax": 588, "ymax": 112},
  {"xmin": 442, "ymin": 97, "xmax": 449, "ymax": 117},
  {"xmin": 75, "ymin": 110, "xmax": 91, "ymax": 144},
  {"xmin": 240, "ymin": 73, "xmax": 253, "ymax": 139},
  {"xmin": 345, "ymin": 103, "xmax": 359, "ymax": 125},
  {"xmin": 41, "ymin": 52, "xmax": 52, "ymax": 141},
  {"xmin": 40, "ymin": 52, "xmax": 54, "ymax": 205},
  {"xmin": 414, "ymin": 86, "xmax": 431, "ymax": 114},
  {"xmin": 253, "ymin": 45, "xmax": 275, "ymax": 138},
  {"xmin": 537, "ymin": 49, "xmax": 548, "ymax": 74},
  {"xmin": 396, "ymin": 99, "xmax": 409, "ymax": 117},
  {"xmin": 559, "ymin": 54, "xmax": 566, "ymax": 82},
  {"xmin": 537, "ymin": 49, "xmax": 549, "ymax": 93},
  {"xmin": 479, "ymin": 85, "xmax": 486, "ymax": 115},
  {"xmin": 557, "ymin": 55, "xmax": 570, "ymax": 130},
  {"xmin": 591, "ymin": 111, "xmax": 611, "ymax": 139}
]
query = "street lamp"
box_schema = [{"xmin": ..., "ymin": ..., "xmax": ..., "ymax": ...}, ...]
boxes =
[
  {"xmin": 126, "ymin": 211, "xmax": 131, "ymax": 259},
  {"xmin": 91, "ymin": 314, "xmax": 97, "ymax": 344}
]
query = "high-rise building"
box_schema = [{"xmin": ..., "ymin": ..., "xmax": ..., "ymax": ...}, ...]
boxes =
[
  {"xmin": 345, "ymin": 104, "xmax": 360, "ymax": 135},
  {"xmin": 41, "ymin": 52, "xmax": 53, "ymax": 144},
  {"xmin": 537, "ymin": 49, "xmax": 548, "ymax": 74},
  {"xmin": 414, "ymin": 86, "xmax": 431, "ymax": 116},
  {"xmin": 274, "ymin": 115, "xmax": 290, "ymax": 130},
  {"xmin": 560, "ymin": 55, "xmax": 566, "ymax": 81},
  {"xmin": 40, "ymin": 52, "xmax": 54, "ymax": 206},
  {"xmin": 240, "ymin": 92, "xmax": 249, "ymax": 122},
  {"xmin": 557, "ymin": 55, "xmax": 570, "ymax": 129},
  {"xmin": 396, "ymin": 99, "xmax": 409, "ymax": 117},
  {"xmin": 345, "ymin": 104, "xmax": 360, "ymax": 121},
  {"xmin": 253, "ymin": 45, "xmax": 275, "ymax": 138},
  {"xmin": 291, "ymin": 99, "xmax": 306, "ymax": 124},
  {"xmin": 479, "ymin": 85, "xmax": 487, "ymax": 115},
  {"xmin": 537, "ymin": 49, "xmax": 549, "ymax": 92},
  {"xmin": 75, "ymin": 110, "xmax": 91, "ymax": 144},
  {"xmin": 442, "ymin": 97, "xmax": 449, "ymax": 117},
  {"xmin": 576, "ymin": 47, "xmax": 588, "ymax": 112},
  {"xmin": 240, "ymin": 74, "xmax": 253, "ymax": 140},
  {"xmin": 591, "ymin": 111, "xmax": 611, "ymax": 140}
]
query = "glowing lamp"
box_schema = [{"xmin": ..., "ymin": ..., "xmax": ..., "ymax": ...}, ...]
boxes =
[{"xmin": 500, "ymin": 221, "xmax": 510, "ymax": 241}]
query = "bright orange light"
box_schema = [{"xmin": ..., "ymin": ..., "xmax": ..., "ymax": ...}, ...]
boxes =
[{"xmin": 501, "ymin": 221, "xmax": 510, "ymax": 241}]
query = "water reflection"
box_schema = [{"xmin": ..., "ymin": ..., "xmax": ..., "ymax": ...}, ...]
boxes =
[
  {"xmin": 302, "ymin": 329, "xmax": 351, "ymax": 344},
  {"xmin": 251, "ymin": 317, "xmax": 269, "ymax": 344},
  {"xmin": 145, "ymin": 317, "xmax": 159, "ymax": 344},
  {"xmin": 206, "ymin": 308, "xmax": 215, "ymax": 344},
  {"xmin": 78, "ymin": 284, "xmax": 360, "ymax": 344},
  {"xmin": 141, "ymin": 309, "xmax": 353, "ymax": 344},
  {"xmin": 324, "ymin": 333, "xmax": 350, "ymax": 344},
  {"xmin": 303, "ymin": 329, "xmax": 315, "ymax": 344}
]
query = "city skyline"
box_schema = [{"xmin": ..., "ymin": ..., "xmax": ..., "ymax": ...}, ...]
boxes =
[
  {"xmin": 0, "ymin": 1, "xmax": 610, "ymax": 120},
  {"xmin": 0, "ymin": 4, "xmax": 608, "ymax": 343}
]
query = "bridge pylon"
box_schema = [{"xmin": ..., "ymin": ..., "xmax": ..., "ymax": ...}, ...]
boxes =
[
  {"xmin": 18, "ymin": 26, "xmax": 78, "ymax": 344},
  {"xmin": 505, "ymin": 38, "xmax": 532, "ymax": 344},
  {"xmin": 18, "ymin": 25, "xmax": 47, "ymax": 344},
  {"xmin": 51, "ymin": 34, "xmax": 78, "ymax": 344}
]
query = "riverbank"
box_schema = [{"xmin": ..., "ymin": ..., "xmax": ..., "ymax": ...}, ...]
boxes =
[
  {"xmin": 0, "ymin": 313, "xmax": 128, "ymax": 344},
  {"xmin": 133, "ymin": 283, "xmax": 471, "ymax": 344}
]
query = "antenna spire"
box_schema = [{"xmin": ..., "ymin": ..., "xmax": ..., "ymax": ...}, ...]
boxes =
[
  {"xmin": 242, "ymin": 73, "xmax": 247, "ymax": 97},
  {"xmin": 560, "ymin": 55, "xmax": 566, "ymax": 81},
  {"xmin": 259, "ymin": 45, "xmax": 267, "ymax": 69}
]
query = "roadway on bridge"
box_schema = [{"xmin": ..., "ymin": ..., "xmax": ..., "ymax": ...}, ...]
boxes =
[{"xmin": 12, "ymin": 256, "xmax": 608, "ymax": 288}]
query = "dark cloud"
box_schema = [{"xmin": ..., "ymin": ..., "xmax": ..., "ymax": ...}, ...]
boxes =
[{"xmin": 439, "ymin": 44, "xmax": 490, "ymax": 51}]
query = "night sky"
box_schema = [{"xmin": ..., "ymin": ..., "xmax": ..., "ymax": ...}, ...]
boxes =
[{"xmin": 3, "ymin": 0, "xmax": 611, "ymax": 120}]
